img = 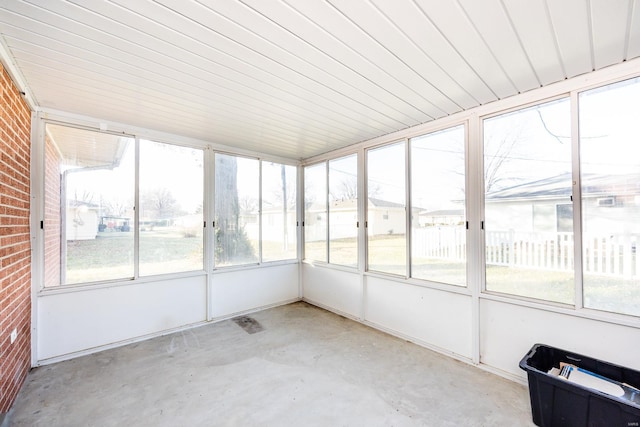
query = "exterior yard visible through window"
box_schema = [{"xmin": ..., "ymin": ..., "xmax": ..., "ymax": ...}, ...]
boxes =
[
  {"xmin": 306, "ymin": 233, "xmax": 640, "ymax": 315},
  {"xmin": 65, "ymin": 231, "xmax": 203, "ymax": 283}
]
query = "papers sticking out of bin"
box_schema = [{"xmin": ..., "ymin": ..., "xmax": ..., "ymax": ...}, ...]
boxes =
[{"xmin": 519, "ymin": 343, "xmax": 640, "ymax": 427}]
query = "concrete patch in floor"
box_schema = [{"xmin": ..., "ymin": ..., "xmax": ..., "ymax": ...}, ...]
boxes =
[{"xmin": 232, "ymin": 316, "xmax": 264, "ymax": 334}]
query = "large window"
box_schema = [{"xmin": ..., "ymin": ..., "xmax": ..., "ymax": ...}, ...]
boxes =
[
  {"xmin": 329, "ymin": 154, "xmax": 358, "ymax": 267},
  {"xmin": 44, "ymin": 124, "xmax": 135, "ymax": 286},
  {"xmin": 303, "ymin": 156, "xmax": 359, "ymax": 266},
  {"xmin": 42, "ymin": 73, "xmax": 640, "ymax": 321},
  {"xmin": 43, "ymin": 125, "xmax": 206, "ymax": 287},
  {"xmin": 410, "ymin": 126, "xmax": 466, "ymax": 286},
  {"xmin": 43, "ymin": 124, "xmax": 298, "ymax": 287},
  {"xmin": 261, "ymin": 161, "xmax": 297, "ymax": 262},
  {"xmin": 579, "ymin": 78, "xmax": 640, "ymax": 317},
  {"xmin": 214, "ymin": 153, "xmax": 259, "ymax": 267},
  {"xmin": 304, "ymin": 163, "xmax": 328, "ymax": 262},
  {"xmin": 139, "ymin": 140, "xmax": 203, "ymax": 276},
  {"xmin": 483, "ymin": 98, "xmax": 573, "ymax": 303},
  {"xmin": 367, "ymin": 142, "xmax": 407, "ymax": 276}
]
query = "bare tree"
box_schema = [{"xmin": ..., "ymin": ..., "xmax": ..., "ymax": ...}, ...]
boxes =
[
  {"xmin": 328, "ymin": 176, "xmax": 381, "ymax": 202},
  {"xmin": 73, "ymin": 189, "xmax": 94, "ymax": 204},
  {"xmin": 103, "ymin": 197, "xmax": 129, "ymax": 217},
  {"xmin": 238, "ymin": 195, "xmax": 258, "ymax": 215},
  {"xmin": 141, "ymin": 187, "xmax": 178, "ymax": 219},
  {"xmin": 330, "ymin": 177, "xmax": 357, "ymax": 201},
  {"xmin": 483, "ymin": 131, "xmax": 522, "ymax": 193}
]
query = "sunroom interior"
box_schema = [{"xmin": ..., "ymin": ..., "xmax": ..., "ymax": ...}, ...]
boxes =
[{"xmin": 1, "ymin": 0, "xmax": 640, "ymax": 423}]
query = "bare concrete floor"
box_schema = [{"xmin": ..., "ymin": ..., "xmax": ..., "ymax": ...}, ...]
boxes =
[{"xmin": 7, "ymin": 302, "xmax": 534, "ymax": 426}]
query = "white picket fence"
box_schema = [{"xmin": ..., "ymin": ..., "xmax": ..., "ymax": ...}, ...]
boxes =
[
  {"xmin": 484, "ymin": 231, "xmax": 574, "ymax": 271},
  {"xmin": 413, "ymin": 226, "xmax": 466, "ymax": 261},
  {"xmin": 413, "ymin": 227, "xmax": 639, "ymax": 279}
]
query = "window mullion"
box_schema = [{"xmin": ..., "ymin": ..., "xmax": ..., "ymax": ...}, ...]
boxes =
[
  {"xmin": 134, "ymin": 137, "xmax": 140, "ymax": 279},
  {"xmin": 326, "ymin": 160, "xmax": 330, "ymax": 264},
  {"xmin": 405, "ymin": 138, "xmax": 411, "ymax": 279},
  {"xmin": 571, "ymin": 91, "xmax": 584, "ymax": 310},
  {"xmin": 258, "ymin": 160, "xmax": 263, "ymax": 264}
]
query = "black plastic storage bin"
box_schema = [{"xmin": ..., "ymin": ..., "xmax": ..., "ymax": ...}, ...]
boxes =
[{"xmin": 520, "ymin": 343, "xmax": 640, "ymax": 427}]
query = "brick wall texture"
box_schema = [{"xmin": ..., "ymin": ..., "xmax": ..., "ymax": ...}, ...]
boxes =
[
  {"xmin": 43, "ymin": 133, "xmax": 60, "ymax": 287},
  {"xmin": 0, "ymin": 63, "xmax": 31, "ymax": 414}
]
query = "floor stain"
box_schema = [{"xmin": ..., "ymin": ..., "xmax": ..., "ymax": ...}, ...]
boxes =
[{"xmin": 232, "ymin": 316, "xmax": 264, "ymax": 334}]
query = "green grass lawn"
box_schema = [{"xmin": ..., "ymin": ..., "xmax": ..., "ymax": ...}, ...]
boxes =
[
  {"xmin": 306, "ymin": 235, "xmax": 640, "ymax": 317},
  {"xmin": 65, "ymin": 231, "xmax": 203, "ymax": 283},
  {"xmin": 64, "ymin": 231, "xmax": 297, "ymax": 282},
  {"xmin": 63, "ymin": 233, "xmax": 640, "ymax": 317},
  {"xmin": 305, "ymin": 237, "xmax": 358, "ymax": 267},
  {"xmin": 485, "ymin": 265, "xmax": 574, "ymax": 304}
]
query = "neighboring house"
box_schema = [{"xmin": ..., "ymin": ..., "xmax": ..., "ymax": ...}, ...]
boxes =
[
  {"xmin": 367, "ymin": 198, "xmax": 408, "ymax": 236},
  {"xmin": 485, "ymin": 173, "xmax": 640, "ymax": 234},
  {"xmin": 66, "ymin": 200, "xmax": 100, "ymax": 240},
  {"xmin": 239, "ymin": 201, "xmax": 296, "ymax": 244},
  {"xmin": 303, "ymin": 197, "xmax": 418, "ymax": 241},
  {"xmin": 485, "ymin": 173, "xmax": 573, "ymax": 233},
  {"xmin": 328, "ymin": 198, "xmax": 358, "ymax": 240},
  {"xmin": 484, "ymin": 173, "xmax": 640, "ymax": 277},
  {"xmin": 302, "ymin": 200, "xmax": 328, "ymax": 242}
]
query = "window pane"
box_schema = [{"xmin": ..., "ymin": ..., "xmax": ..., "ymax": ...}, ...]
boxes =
[
  {"xmin": 262, "ymin": 162, "xmax": 297, "ymax": 262},
  {"xmin": 411, "ymin": 126, "xmax": 466, "ymax": 286},
  {"xmin": 139, "ymin": 140, "xmax": 203, "ymax": 276},
  {"xmin": 329, "ymin": 154, "xmax": 358, "ymax": 267},
  {"xmin": 579, "ymin": 77, "xmax": 640, "ymax": 317},
  {"xmin": 367, "ymin": 142, "xmax": 406, "ymax": 275},
  {"xmin": 44, "ymin": 124, "xmax": 134, "ymax": 286},
  {"xmin": 304, "ymin": 163, "xmax": 327, "ymax": 262},
  {"xmin": 484, "ymin": 99, "xmax": 573, "ymax": 303},
  {"xmin": 214, "ymin": 154, "xmax": 259, "ymax": 267}
]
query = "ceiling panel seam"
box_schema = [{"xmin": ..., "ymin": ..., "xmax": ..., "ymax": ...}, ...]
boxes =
[
  {"xmin": 25, "ymin": 0, "xmax": 399, "ymax": 132},
  {"xmin": 237, "ymin": 0, "xmax": 437, "ymax": 121},
  {"xmin": 113, "ymin": 0, "xmax": 407, "ymax": 130},
  {"xmin": 452, "ymin": 0, "xmax": 517, "ymax": 97},
  {"xmin": 586, "ymin": 0, "xmax": 597, "ymax": 71},
  {"xmin": 1, "ymin": 2, "xmax": 377, "ymax": 133},
  {"xmin": 6, "ymin": 37, "xmax": 373, "ymax": 141},
  {"xmin": 139, "ymin": 0, "xmax": 406, "ymax": 126},
  {"xmin": 542, "ymin": 0, "xmax": 568, "ymax": 79},
  {"xmin": 187, "ymin": 0, "xmax": 420, "ymax": 127},
  {"xmin": 283, "ymin": 0, "xmax": 456, "ymax": 117},
  {"xmin": 280, "ymin": 0, "xmax": 441, "ymax": 118},
  {"xmin": 324, "ymin": 0, "xmax": 454, "ymax": 117},
  {"xmin": 498, "ymin": 0, "xmax": 542, "ymax": 88},
  {"xmin": 20, "ymin": 67, "xmax": 373, "ymax": 151},
  {"xmin": 2, "ymin": 0, "xmax": 638, "ymax": 160},
  {"xmin": 623, "ymin": 0, "xmax": 635, "ymax": 60},
  {"xmin": 630, "ymin": 0, "xmax": 640, "ymax": 58},
  {"xmin": 17, "ymin": 70, "xmax": 369, "ymax": 157},
  {"xmin": 369, "ymin": 0, "xmax": 481, "ymax": 107},
  {"xmin": 355, "ymin": 0, "xmax": 465, "ymax": 111}
]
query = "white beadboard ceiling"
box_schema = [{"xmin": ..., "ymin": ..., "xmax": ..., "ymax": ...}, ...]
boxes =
[{"xmin": 1, "ymin": 0, "xmax": 639, "ymax": 160}]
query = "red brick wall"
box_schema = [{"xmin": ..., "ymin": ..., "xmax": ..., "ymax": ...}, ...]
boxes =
[
  {"xmin": 0, "ymin": 64, "xmax": 32, "ymax": 414},
  {"xmin": 43, "ymin": 133, "xmax": 60, "ymax": 287}
]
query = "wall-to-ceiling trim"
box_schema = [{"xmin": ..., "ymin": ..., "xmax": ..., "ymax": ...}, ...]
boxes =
[
  {"xmin": 0, "ymin": 38, "xmax": 36, "ymax": 110},
  {"xmin": 37, "ymin": 108, "xmax": 301, "ymax": 167}
]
